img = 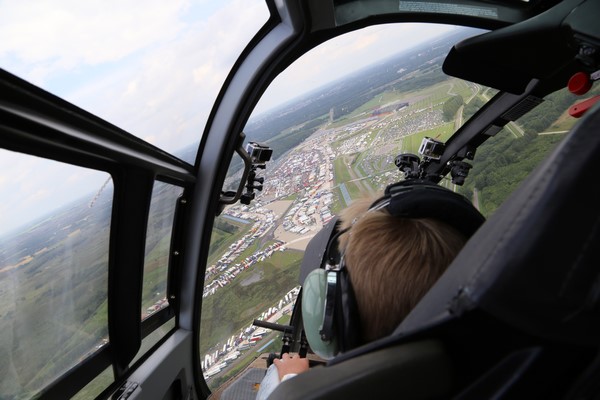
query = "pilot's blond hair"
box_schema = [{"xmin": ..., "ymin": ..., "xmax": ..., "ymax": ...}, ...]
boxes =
[{"xmin": 339, "ymin": 194, "xmax": 467, "ymax": 342}]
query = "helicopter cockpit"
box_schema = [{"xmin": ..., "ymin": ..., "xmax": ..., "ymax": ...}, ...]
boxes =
[
  {"xmin": 207, "ymin": 1, "xmax": 600, "ymax": 399},
  {"xmin": 1, "ymin": 0, "xmax": 600, "ymax": 399}
]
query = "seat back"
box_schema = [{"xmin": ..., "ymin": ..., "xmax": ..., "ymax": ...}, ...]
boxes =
[{"xmin": 269, "ymin": 340, "xmax": 454, "ymax": 400}]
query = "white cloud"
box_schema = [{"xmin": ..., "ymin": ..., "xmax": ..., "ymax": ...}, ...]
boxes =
[
  {"xmin": 66, "ymin": 171, "xmax": 85, "ymax": 184},
  {"xmin": 350, "ymin": 33, "xmax": 378, "ymax": 51},
  {"xmin": 0, "ymin": 149, "xmax": 108, "ymax": 234},
  {"xmin": 0, "ymin": 0, "xmax": 190, "ymax": 85},
  {"xmin": 193, "ymin": 64, "xmax": 212, "ymax": 84},
  {"xmin": 62, "ymin": 0, "xmax": 268, "ymax": 152},
  {"xmin": 23, "ymin": 189, "xmax": 51, "ymax": 206},
  {"xmin": 143, "ymin": 135, "xmax": 158, "ymax": 146},
  {"xmin": 125, "ymin": 79, "xmax": 139, "ymax": 97}
]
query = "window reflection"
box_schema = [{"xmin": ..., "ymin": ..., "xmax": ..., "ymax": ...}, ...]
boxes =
[
  {"xmin": 0, "ymin": 0, "xmax": 270, "ymax": 159},
  {"xmin": 142, "ymin": 182, "xmax": 183, "ymax": 320},
  {"xmin": 201, "ymin": 176, "xmax": 302, "ymax": 389},
  {"xmin": 71, "ymin": 367, "xmax": 113, "ymax": 400},
  {"xmin": 0, "ymin": 153, "xmax": 112, "ymax": 398},
  {"xmin": 131, "ymin": 318, "xmax": 176, "ymax": 366}
]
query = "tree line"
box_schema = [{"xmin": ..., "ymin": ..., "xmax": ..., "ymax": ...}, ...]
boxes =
[{"xmin": 458, "ymin": 88, "xmax": 582, "ymax": 216}]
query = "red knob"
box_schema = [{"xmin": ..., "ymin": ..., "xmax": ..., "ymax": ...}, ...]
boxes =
[{"xmin": 568, "ymin": 72, "xmax": 592, "ymax": 95}]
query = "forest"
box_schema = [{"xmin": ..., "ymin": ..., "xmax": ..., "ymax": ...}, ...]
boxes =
[{"xmin": 458, "ymin": 87, "xmax": 592, "ymax": 216}]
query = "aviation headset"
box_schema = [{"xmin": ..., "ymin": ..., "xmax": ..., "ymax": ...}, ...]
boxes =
[{"xmin": 301, "ymin": 180, "xmax": 485, "ymax": 359}]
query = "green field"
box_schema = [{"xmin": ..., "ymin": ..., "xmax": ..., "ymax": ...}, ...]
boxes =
[
  {"xmin": 345, "ymin": 181, "xmax": 364, "ymax": 201},
  {"xmin": 400, "ymin": 122, "xmax": 455, "ymax": 154},
  {"xmin": 142, "ymin": 233, "xmax": 172, "ymax": 311},
  {"xmin": 199, "ymin": 249, "xmax": 303, "ymax": 356},
  {"xmin": 207, "ymin": 218, "xmax": 252, "ymax": 267},
  {"xmin": 333, "ymin": 157, "xmax": 353, "ymax": 185},
  {"xmin": 331, "ymin": 187, "xmax": 344, "ymax": 214}
]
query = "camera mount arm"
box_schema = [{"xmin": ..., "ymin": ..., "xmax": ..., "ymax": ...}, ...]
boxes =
[
  {"xmin": 218, "ymin": 133, "xmax": 253, "ymax": 209},
  {"xmin": 217, "ymin": 132, "xmax": 272, "ymax": 213}
]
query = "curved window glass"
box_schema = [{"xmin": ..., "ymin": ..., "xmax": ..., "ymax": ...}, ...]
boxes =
[
  {"xmin": 0, "ymin": 0, "xmax": 269, "ymax": 162},
  {"xmin": 0, "ymin": 151, "xmax": 112, "ymax": 399},
  {"xmin": 198, "ymin": 15, "xmax": 588, "ymax": 393},
  {"xmin": 142, "ymin": 182, "xmax": 183, "ymax": 319}
]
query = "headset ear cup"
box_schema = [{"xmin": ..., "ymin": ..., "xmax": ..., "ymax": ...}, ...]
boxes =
[
  {"xmin": 337, "ymin": 268, "xmax": 362, "ymax": 352},
  {"xmin": 302, "ymin": 269, "xmax": 338, "ymax": 359}
]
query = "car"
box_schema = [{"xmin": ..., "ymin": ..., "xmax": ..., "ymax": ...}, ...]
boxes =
[{"xmin": 1, "ymin": 0, "xmax": 599, "ymax": 399}]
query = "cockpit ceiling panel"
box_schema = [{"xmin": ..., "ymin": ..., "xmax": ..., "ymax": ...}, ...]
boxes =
[{"xmin": 331, "ymin": 0, "xmax": 564, "ymax": 27}]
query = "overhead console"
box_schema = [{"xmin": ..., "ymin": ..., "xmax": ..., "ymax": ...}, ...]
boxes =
[
  {"xmin": 443, "ymin": 0, "xmax": 600, "ymax": 96},
  {"xmin": 329, "ymin": 0, "xmax": 554, "ymax": 29}
]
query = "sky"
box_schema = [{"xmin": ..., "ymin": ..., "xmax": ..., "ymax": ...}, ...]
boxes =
[
  {"xmin": 254, "ymin": 23, "xmax": 457, "ymax": 115},
  {"xmin": 0, "ymin": 0, "xmax": 462, "ymax": 236}
]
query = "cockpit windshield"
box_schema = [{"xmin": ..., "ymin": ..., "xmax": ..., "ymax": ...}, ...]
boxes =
[
  {"xmin": 202, "ymin": 22, "xmax": 495, "ymax": 389},
  {"xmin": 202, "ymin": 14, "xmax": 588, "ymax": 387}
]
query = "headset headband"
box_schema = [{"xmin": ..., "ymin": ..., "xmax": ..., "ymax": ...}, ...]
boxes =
[{"xmin": 370, "ymin": 180, "xmax": 485, "ymax": 238}]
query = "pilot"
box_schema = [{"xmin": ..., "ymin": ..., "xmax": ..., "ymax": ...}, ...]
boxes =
[
  {"xmin": 257, "ymin": 181, "xmax": 484, "ymax": 399},
  {"xmin": 335, "ymin": 193, "xmax": 469, "ymax": 343}
]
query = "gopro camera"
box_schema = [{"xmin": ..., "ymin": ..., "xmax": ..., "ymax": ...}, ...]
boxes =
[
  {"xmin": 246, "ymin": 142, "xmax": 273, "ymax": 163},
  {"xmin": 418, "ymin": 137, "xmax": 445, "ymax": 160}
]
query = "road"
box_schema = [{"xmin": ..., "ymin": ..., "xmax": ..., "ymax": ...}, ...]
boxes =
[{"xmin": 339, "ymin": 183, "xmax": 352, "ymax": 206}]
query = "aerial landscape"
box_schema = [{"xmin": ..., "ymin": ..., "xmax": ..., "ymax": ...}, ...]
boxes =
[{"xmin": 0, "ymin": 26, "xmax": 589, "ymax": 397}]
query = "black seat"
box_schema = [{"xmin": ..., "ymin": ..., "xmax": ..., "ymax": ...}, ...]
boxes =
[
  {"xmin": 269, "ymin": 339, "xmax": 454, "ymax": 399},
  {"xmin": 271, "ymin": 103, "xmax": 600, "ymax": 399}
]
